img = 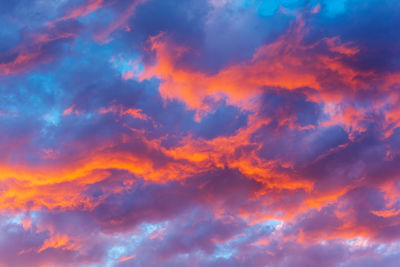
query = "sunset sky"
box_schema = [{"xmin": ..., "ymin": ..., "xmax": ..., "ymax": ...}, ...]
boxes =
[{"xmin": 1, "ymin": 0, "xmax": 400, "ymax": 266}]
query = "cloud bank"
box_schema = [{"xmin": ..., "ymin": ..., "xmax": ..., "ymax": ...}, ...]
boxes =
[{"xmin": 1, "ymin": 0, "xmax": 400, "ymax": 266}]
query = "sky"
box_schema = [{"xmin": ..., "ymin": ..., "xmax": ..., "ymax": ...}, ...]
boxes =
[{"xmin": 0, "ymin": 0, "xmax": 400, "ymax": 266}]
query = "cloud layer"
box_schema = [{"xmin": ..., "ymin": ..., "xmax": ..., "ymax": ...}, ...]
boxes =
[{"xmin": 1, "ymin": 0, "xmax": 400, "ymax": 266}]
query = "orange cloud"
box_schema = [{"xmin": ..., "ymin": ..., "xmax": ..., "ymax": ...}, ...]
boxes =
[
  {"xmin": 38, "ymin": 234, "xmax": 81, "ymax": 253},
  {"xmin": 135, "ymin": 20, "xmax": 371, "ymax": 118},
  {"xmin": 55, "ymin": 0, "xmax": 104, "ymax": 22},
  {"xmin": 99, "ymin": 105, "xmax": 149, "ymax": 120},
  {"xmin": 0, "ymin": 52, "xmax": 43, "ymax": 75}
]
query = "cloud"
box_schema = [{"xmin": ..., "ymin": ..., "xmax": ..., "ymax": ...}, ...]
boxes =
[{"xmin": 1, "ymin": 0, "xmax": 400, "ymax": 266}]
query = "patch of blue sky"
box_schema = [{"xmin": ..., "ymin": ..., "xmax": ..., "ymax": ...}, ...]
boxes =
[
  {"xmin": 3, "ymin": 210, "xmax": 38, "ymax": 228},
  {"xmin": 256, "ymin": 0, "xmax": 321, "ymax": 16},
  {"xmin": 324, "ymin": 0, "xmax": 347, "ymax": 17},
  {"xmin": 257, "ymin": 0, "xmax": 301, "ymax": 16},
  {"xmin": 265, "ymin": 219, "xmax": 284, "ymax": 229},
  {"xmin": 28, "ymin": 74, "xmax": 62, "ymax": 98},
  {"xmin": 105, "ymin": 245, "xmax": 128, "ymax": 267},
  {"xmin": 43, "ymin": 109, "xmax": 61, "ymax": 126},
  {"xmin": 379, "ymin": 241, "xmax": 400, "ymax": 256},
  {"xmin": 140, "ymin": 222, "xmax": 166, "ymax": 235},
  {"xmin": 209, "ymin": 220, "xmax": 284, "ymax": 261},
  {"xmin": 214, "ymin": 243, "xmax": 236, "ymax": 259},
  {"xmin": 78, "ymin": 8, "xmax": 115, "ymax": 25},
  {"xmin": 257, "ymin": 0, "xmax": 281, "ymax": 16},
  {"xmin": 376, "ymin": 243, "xmax": 387, "ymax": 254},
  {"xmin": 111, "ymin": 53, "xmax": 144, "ymax": 79},
  {"xmin": 242, "ymin": 219, "xmax": 284, "ymax": 234},
  {"xmin": 104, "ymin": 222, "xmax": 167, "ymax": 266},
  {"xmin": 69, "ymin": 37, "xmax": 115, "ymax": 60},
  {"xmin": 6, "ymin": 214, "xmax": 24, "ymax": 226}
]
